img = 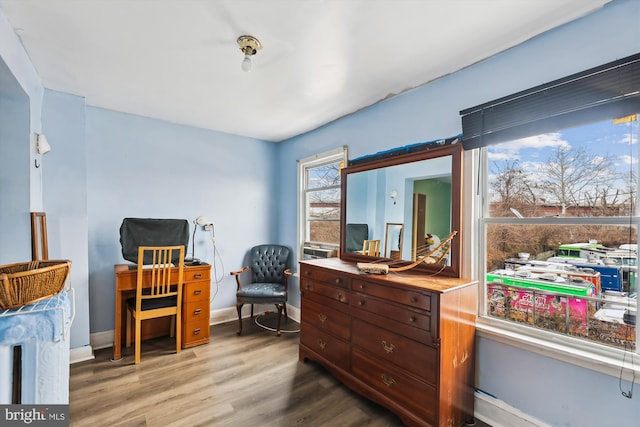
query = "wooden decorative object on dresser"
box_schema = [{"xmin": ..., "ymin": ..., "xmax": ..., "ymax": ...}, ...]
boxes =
[{"xmin": 299, "ymin": 257, "xmax": 477, "ymax": 427}]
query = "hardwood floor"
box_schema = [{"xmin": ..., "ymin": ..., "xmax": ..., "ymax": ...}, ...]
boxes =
[{"xmin": 69, "ymin": 314, "xmax": 489, "ymax": 426}]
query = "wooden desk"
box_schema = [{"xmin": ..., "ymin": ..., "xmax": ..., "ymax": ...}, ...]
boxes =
[{"xmin": 113, "ymin": 263, "xmax": 211, "ymax": 361}]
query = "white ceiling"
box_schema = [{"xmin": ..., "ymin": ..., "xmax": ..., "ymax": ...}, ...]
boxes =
[{"xmin": 0, "ymin": 0, "xmax": 611, "ymax": 142}]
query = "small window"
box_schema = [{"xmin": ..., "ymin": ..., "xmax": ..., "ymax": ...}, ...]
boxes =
[{"xmin": 298, "ymin": 147, "xmax": 347, "ymax": 260}]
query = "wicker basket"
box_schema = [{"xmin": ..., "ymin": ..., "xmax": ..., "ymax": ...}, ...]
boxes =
[{"xmin": 0, "ymin": 260, "xmax": 71, "ymax": 310}]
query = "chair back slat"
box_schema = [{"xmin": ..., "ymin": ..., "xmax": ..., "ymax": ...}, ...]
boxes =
[
  {"xmin": 136, "ymin": 246, "xmax": 184, "ymax": 304},
  {"xmin": 129, "ymin": 244, "xmax": 185, "ymax": 364},
  {"xmin": 362, "ymin": 240, "xmax": 380, "ymax": 256}
]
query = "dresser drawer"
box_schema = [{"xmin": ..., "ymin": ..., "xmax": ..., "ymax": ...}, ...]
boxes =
[
  {"xmin": 351, "ymin": 292, "xmax": 430, "ymax": 331},
  {"xmin": 301, "ymin": 278, "xmax": 349, "ymax": 306},
  {"xmin": 352, "ymin": 279, "xmax": 431, "ymax": 312},
  {"xmin": 301, "ymin": 267, "xmax": 349, "ymax": 289},
  {"xmin": 352, "ymin": 349, "xmax": 437, "ymax": 425},
  {"xmin": 352, "ymin": 319, "xmax": 437, "ymax": 385},
  {"xmin": 183, "ymin": 281, "xmax": 210, "ymax": 303},
  {"xmin": 302, "ymin": 297, "xmax": 350, "ymax": 340},
  {"xmin": 301, "ymin": 322, "xmax": 350, "ymax": 371}
]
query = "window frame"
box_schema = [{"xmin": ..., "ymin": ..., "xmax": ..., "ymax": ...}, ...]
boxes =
[
  {"xmin": 297, "ymin": 147, "xmax": 348, "ymax": 263},
  {"xmin": 473, "ymin": 135, "xmax": 640, "ymax": 380}
]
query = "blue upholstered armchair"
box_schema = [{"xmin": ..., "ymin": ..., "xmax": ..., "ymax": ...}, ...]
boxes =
[{"xmin": 230, "ymin": 244, "xmax": 292, "ymax": 336}]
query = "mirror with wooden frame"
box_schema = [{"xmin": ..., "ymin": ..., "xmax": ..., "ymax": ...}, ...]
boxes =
[{"xmin": 340, "ymin": 143, "xmax": 462, "ymax": 277}]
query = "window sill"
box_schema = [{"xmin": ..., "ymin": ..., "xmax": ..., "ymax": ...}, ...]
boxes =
[{"xmin": 476, "ymin": 317, "xmax": 640, "ymax": 383}]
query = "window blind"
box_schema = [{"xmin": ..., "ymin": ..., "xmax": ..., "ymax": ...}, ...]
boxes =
[{"xmin": 460, "ymin": 53, "xmax": 640, "ymax": 150}]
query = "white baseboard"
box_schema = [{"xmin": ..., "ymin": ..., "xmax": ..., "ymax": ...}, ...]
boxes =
[
  {"xmin": 69, "ymin": 345, "xmax": 95, "ymax": 364},
  {"xmin": 474, "ymin": 390, "xmax": 550, "ymax": 427},
  {"xmin": 211, "ymin": 303, "xmax": 300, "ymax": 324},
  {"xmin": 90, "ymin": 329, "xmax": 114, "ymax": 351}
]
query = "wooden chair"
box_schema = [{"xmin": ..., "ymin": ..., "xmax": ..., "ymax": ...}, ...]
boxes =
[
  {"xmin": 362, "ymin": 239, "xmax": 380, "ymax": 256},
  {"xmin": 126, "ymin": 245, "xmax": 184, "ymax": 364}
]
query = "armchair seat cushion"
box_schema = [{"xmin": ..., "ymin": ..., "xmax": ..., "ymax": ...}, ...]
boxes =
[{"xmin": 237, "ymin": 282, "xmax": 287, "ymax": 304}]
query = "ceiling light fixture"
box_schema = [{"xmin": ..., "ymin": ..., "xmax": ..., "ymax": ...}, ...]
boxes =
[{"xmin": 237, "ymin": 35, "xmax": 261, "ymax": 72}]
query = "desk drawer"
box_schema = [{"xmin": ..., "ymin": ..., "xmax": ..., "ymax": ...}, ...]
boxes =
[
  {"xmin": 184, "ymin": 281, "xmax": 210, "ymax": 303},
  {"xmin": 184, "ymin": 299, "xmax": 210, "ymax": 323},
  {"xmin": 184, "ymin": 267, "xmax": 211, "ymax": 282},
  {"xmin": 182, "ymin": 317, "xmax": 210, "ymax": 347}
]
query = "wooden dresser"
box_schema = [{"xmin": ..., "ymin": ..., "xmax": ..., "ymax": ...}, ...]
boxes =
[{"xmin": 299, "ymin": 258, "xmax": 477, "ymax": 427}]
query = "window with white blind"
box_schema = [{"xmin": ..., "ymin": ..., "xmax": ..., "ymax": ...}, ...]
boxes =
[{"xmin": 461, "ymin": 53, "xmax": 640, "ymax": 377}]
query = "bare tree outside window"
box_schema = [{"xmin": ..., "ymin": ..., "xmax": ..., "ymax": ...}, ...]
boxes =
[{"xmin": 304, "ymin": 158, "xmax": 344, "ymax": 246}]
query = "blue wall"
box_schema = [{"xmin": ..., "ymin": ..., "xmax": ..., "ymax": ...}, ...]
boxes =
[
  {"xmin": 84, "ymin": 107, "xmax": 278, "ymax": 333},
  {"xmin": 0, "ymin": 56, "xmax": 30, "ymax": 264},
  {"xmin": 41, "ymin": 89, "xmax": 91, "ymax": 349}
]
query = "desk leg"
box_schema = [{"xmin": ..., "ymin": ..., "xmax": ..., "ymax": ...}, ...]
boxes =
[{"xmin": 113, "ymin": 290, "xmax": 122, "ymax": 361}]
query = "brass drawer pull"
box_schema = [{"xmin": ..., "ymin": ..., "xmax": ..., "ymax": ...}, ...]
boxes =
[
  {"xmin": 358, "ymin": 283, "xmax": 366, "ymax": 290},
  {"xmin": 193, "ymin": 289, "xmax": 202, "ymax": 295},
  {"xmin": 305, "ymin": 284, "xmax": 311, "ymax": 290},
  {"xmin": 381, "ymin": 340, "xmax": 395, "ymax": 354},
  {"xmin": 194, "ymin": 273, "xmax": 202, "ymax": 279},
  {"xmin": 381, "ymin": 374, "xmax": 395, "ymax": 387},
  {"xmin": 336, "ymin": 293, "xmax": 343, "ymax": 301},
  {"xmin": 193, "ymin": 308, "xmax": 201, "ymax": 315},
  {"xmin": 357, "ymin": 299, "xmax": 365, "ymax": 306},
  {"xmin": 193, "ymin": 328, "xmax": 201, "ymax": 335},
  {"xmin": 410, "ymin": 296, "xmax": 418, "ymax": 303},
  {"xmin": 335, "ymin": 278, "xmax": 341, "ymax": 285},
  {"xmin": 318, "ymin": 313, "xmax": 327, "ymax": 323},
  {"xmin": 409, "ymin": 316, "xmax": 416, "ymax": 323},
  {"xmin": 305, "ymin": 271, "xmax": 311, "ymax": 276},
  {"xmin": 318, "ymin": 339, "xmax": 327, "ymax": 350}
]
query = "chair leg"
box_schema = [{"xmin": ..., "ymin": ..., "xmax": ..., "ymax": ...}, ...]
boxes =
[
  {"xmin": 283, "ymin": 303, "xmax": 288, "ymax": 319},
  {"xmin": 175, "ymin": 312, "xmax": 181, "ymax": 355},
  {"xmin": 236, "ymin": 303, "xmax": 243, "ymax": 336},
  {"xmin": 275, "ymin": 304, "xmax": 283, "ymax": 337},
  {"xmin": 134, "ymin": 317, "xmax": 142, "ymax": 364},
  {"xmin": 169, "ymin": 315, "xmax": 175, "ymax": 338},
  {"xmin": 125, "ymin": 309, "xmax": 132, "ymax": 348},
  {"xmin": 250, "ymin": 304, "xmax": 254, "ymax": 318}
]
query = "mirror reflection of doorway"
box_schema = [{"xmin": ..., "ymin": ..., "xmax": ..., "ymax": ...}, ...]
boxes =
[
  {"xmin": 412, "ymin": 193, "xmax": 426, "ymax": 260},
  {"xmin": 384, "ymin": 223, "xmax": 403, "ymax": 260}
]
